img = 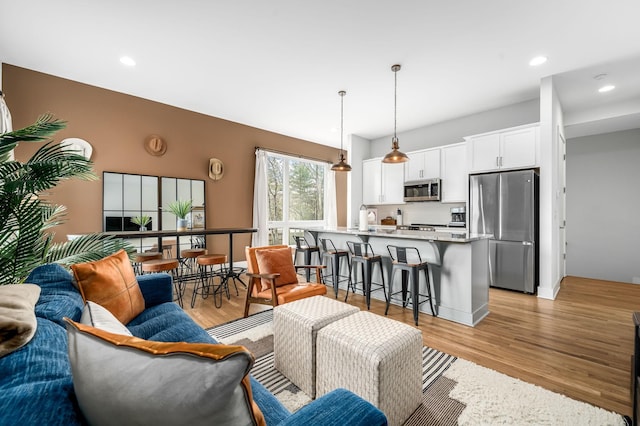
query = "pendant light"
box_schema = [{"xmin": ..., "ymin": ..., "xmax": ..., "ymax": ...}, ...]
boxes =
[
  {"xmin": 331, "ymin": 90, "xmax": 352, "ymax": 172},
  {"xmin": 382, "ymin": 64, "xmax": 409, "ymax": 164}
]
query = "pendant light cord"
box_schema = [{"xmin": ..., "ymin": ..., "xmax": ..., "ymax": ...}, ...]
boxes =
[
  {"xmin": 391, "ymin": 64, "xmax": 401, "ymax": 142},
  {"xmin": 340, "ymin": 91, "xmax": 344, "ymax": 153}
]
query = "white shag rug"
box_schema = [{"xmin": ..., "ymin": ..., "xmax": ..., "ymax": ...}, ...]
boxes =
[{"xmin": 444, "ymin": 359, "xmax": 625, "ymax": 426}]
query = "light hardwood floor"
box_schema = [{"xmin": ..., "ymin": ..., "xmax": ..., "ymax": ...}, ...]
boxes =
[{"xmin": 182, "ymin": 275, "xmax": 639, "ymax": 417}]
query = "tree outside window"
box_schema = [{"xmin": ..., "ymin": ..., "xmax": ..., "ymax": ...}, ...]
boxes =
[{"xmin": 266, "ymin": 153, "xmax": 326, "ymax": 245}]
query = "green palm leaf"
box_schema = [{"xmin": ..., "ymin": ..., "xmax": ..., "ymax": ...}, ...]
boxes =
[
  {"xmin": 0, "ymin": 114, "xmax": 131, "ymax": 285},
  {"xmin": 0, "ymin": 114, "xmax": 66, "ymax": 160},
  {"xmin": 45, "ymin": 233, "xmax": 135, "ymax": 266}
]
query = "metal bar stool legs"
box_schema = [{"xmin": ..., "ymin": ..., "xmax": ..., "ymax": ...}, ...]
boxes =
[
  {"xmin": 293, "ymin": 235, "xmax": 321, "ymax": 282},
  {"xmin": 192, "ymin": 254, "xmax": 228, "ymax": 308},
  {"xmin": 180, "ymin": 248, "xmax": 207, "ymax": 276},
  {"xmin": 319, "ymin": 238, "xmax": 351, "ymax": 298},
  {"xmin": 345, "ymin": 241, "xmax": 386, "ymax": 310},
  {"xmin": 385, "ymin": 245, "xmax": 436, "ymax": 326}
]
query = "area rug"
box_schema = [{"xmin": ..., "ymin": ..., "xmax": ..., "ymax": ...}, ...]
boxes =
[{"xmin": 207, "ymin": 310, "xmax": 626, "ymax": 425}]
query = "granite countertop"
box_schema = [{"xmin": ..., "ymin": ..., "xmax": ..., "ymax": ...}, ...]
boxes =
[{"xmin": 306, "ymin": 227, "xmax": 492, "ymax": 243}]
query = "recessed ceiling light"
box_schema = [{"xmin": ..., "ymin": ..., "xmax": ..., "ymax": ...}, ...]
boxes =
[
  {"xmin": 529, "ymin": 56, "xmax": 547, "ymax": 66},
  {"xmin": 120, "ymin": 56, "xmax": 136, "ymax": 67},
  {"xmin": 598, "ymin": 85, "xmax": 615, "ymax": 93}
]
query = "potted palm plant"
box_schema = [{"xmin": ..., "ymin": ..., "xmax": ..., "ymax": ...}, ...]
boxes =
[
  {"xmin": 0, "ymin": 114, "xmax": 134, "ymax": 285},
  {"xmin": 167, "ymin": 199, "xmax": 192, "ymax": 232},
  {"xmin": 130, "ymin": 215, "xmax": 152, "ymax": 231}
]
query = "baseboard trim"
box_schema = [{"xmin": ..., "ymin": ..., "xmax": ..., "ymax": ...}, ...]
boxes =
[{"xmin": 537, "ymin": 280, "xmax": 561, "ymax": 300}]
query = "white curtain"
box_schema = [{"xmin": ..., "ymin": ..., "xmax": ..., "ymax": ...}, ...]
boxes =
[
  {"xmin": 251, "ymin": 149, "xmax": 269, "ymax": 247},
  {"xmin": 1, "ymin": 94, "xmax": 14, "ymax": 160},
  {"xmin": 0, "ymin": 95, "xmax": 11, "ymax": 134},
  {"xmin": 324, "ymin": 166, "xmax": 337, "ymax": 229}
]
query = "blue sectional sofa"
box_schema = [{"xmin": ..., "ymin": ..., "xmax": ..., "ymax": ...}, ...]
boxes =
[{"xmin": 0, "ymin": 264, "xmax": 387, "ymax": 426}]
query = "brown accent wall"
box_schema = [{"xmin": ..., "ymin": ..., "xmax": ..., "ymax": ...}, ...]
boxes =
[{"xmin": 3, "ymin": 64, "xmax": 347, "ymax": 259}]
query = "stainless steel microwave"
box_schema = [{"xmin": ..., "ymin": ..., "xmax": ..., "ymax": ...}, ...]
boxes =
[{"xmin": 403, "ymin": 178, "xmax": 441, "ymax": 202}]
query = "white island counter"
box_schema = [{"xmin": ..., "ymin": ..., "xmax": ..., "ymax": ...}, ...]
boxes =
[{"xmin": 304, "ymin": 227, "xmax": 492, "ymax": 327}]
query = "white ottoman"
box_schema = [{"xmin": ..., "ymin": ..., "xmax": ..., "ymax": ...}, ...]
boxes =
[
  {"xmin": 273, "ymin": 295, "xmax": 359, "ymax": 398},
  {"xmin": 316, "ymin": 311, "xmax": 422, "ymax": 426}
]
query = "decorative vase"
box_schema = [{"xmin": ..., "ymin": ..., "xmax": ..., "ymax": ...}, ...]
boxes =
[
  {"xmin": 176, "ymin": 218, "xmax": 188, "ymax": 232},
  {"xmin": 139, "ymin": 226, "xmax": 147, "ymax": 231}
]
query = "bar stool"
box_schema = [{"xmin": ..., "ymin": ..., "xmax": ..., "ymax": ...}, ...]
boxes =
[
  {"xmin": 345, "ymin": 241, "xmax": 387, "ymax": 310},
  {"xmin": 132, "ymin": 251, "xmax": 162, "ymax": 275},
  {"xmin": 319, "ymin": 238, "xmax": 351, "ymax": 298},
  {"xmin": 180, "ymin": 248, "xmax": 207, "ymax": 277},
  {"xmin": 385, "ymin": 245, "xmax": 436, "ymax": 326},
  {"xmin": 293, "ymin": 236, "xmax": 321, "ymax": 282},
  {"xmin": 160, "ymin": 240, "xmax": 176, "ymax": 259},
  {"xmin": 192, "ymin": 254, "xmax": 228, "ymax": 308},
  {"xmin": 141, "ymin": 258, "xmax": 183, "ymax": 307}
]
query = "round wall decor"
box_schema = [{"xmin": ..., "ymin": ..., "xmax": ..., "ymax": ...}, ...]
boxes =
[
  {"xmin": 208, "ymin": 158, "xmax": 224, "ymax": 181},
  {"xmin": 144, "ymin": 135, "xmax": 167, "ymax": 156},
  {"xmin": 61, "ymin": 138, "xmax": 93, "ymax": 160}
]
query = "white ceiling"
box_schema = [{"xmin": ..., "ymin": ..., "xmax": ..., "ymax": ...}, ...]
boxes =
[{"xmin": 1, "ymin": 0, "xmax": 640, "ymax": 147}]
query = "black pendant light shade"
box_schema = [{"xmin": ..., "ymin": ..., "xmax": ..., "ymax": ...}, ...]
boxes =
[
  {"xmin": 382, "ymin": 64, "xmax": 409, "ymax": 164},
  {"xmin": 331, "ymin": 90, "xmax": 352, "ymax": 172}
]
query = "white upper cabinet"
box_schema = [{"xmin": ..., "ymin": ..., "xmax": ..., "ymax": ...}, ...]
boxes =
[
  {"xmin": 466, "ymin": 123, "xmax": 539, "ymax": 173},
  {"xmin": 500, "ymin": 126, "xmax": 538, "ymax": 169},
  {"xmin": 382, "ymin": 162, "xmax": 405, "ymax": 204},
  {"xmin": 404, "ymin": 148, "xmax": 441, "ymax": 182},
  {"xmin": 440, "ymin": 142, "xmax": 467, "ymax": 203},
  {"xmin": 362, "ymin": 158, "xmax": 405, "ymax": 205}
]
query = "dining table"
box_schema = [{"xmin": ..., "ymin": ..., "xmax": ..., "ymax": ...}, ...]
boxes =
[{"xmin": 104, "ymin": 227, "xmax": 257, "ymax": 288}]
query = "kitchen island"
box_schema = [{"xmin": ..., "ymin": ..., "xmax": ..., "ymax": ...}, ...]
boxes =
[{"xmin": 304, "ymin": 227, "xmax": 492, "ymax": 327}]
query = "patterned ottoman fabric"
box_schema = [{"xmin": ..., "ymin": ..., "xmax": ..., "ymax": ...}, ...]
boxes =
[
  {"xmin": 316, "ymin": 311, "xmax": 423, "ymax": 426},
  {"xmin": 273, "ymin": 295, "xmax": 359, "ymax": 398}
]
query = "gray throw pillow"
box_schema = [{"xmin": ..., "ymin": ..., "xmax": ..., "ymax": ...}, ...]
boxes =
[
  {"xmin": 65, "ymin": 319, "xmax": 266, "ymax": 426},
  {"xmin": 80, "ymin": 301, "xmax": 132, "ymax": 336}
]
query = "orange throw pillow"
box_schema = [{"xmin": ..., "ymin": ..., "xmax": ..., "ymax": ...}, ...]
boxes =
[
  {"xmin": 255, "ymin": 247, "xmax": 298, "ymax": 291},
  {"xmin": 71, "ymin": 249, "xmax": 145, "ymax": 325}
]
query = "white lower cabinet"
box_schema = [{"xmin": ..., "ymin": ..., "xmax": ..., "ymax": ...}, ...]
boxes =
[{"xmin": 362, "ymin": 158, "xmax": 405, "ymax": 205}]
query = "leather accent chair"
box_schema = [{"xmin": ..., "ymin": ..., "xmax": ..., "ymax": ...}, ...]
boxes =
[{"xmin": 243, "ymin": 245, "xmax": 327, "ymax": 317}]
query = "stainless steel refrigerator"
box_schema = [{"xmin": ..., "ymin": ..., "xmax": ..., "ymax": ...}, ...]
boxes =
[{"xmin": 469, "ymin": 169, "xmax": 539, "ymax": 293}]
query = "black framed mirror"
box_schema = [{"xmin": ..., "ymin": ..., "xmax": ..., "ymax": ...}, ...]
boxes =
[
  {"xmin": 103, "ymin": 172, "xmax": 159, "ymax": 232},
  {"xmin": 103, "ymin": 172, "xmax": 206, "ymax": 254}
]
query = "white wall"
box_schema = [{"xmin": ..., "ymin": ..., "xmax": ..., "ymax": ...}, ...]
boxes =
[
  {"xmin": 538, "ymin": 76, "xmax": 564, "ymax": 300},
  {"xmin": 566, "ymin": 128, "xmax": 640, "ymax": 283},
  {"xmin": 348, "ymin": 134, "xmax": 371, "ymax": 228}
]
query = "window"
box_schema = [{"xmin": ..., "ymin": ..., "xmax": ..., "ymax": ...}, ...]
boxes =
[{"xmin": 266, "ymin": 153, "xmax": 327, "ymax": 245}]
